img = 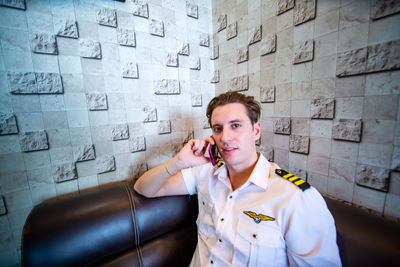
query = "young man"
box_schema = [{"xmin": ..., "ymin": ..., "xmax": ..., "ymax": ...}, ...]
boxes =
[{"xmin": 134, "ymin": 92, "xmax": 342, "ymax": 266}]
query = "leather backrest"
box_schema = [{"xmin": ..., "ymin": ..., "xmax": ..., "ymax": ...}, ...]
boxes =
[{"xmin": 22, "ymin": 182, "xmax": 198, "ymax": 267}]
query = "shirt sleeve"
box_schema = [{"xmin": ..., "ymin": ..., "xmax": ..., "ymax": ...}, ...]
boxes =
[
  {"xmin": 284, "ymin": 188, "xmax": 342, "ymax": 267},
  {"xmin": 181, "ymin": 167, "xmax": 197, "ymax": 195}
]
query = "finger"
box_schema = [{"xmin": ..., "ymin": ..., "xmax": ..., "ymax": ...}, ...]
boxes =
[
  {"xmin": 194, "ymin": 140, "xmax": 206, "ymax": 156},
  {"xmin": 203, "ymin": 136, "xmax": 214, "ymax": 145}
]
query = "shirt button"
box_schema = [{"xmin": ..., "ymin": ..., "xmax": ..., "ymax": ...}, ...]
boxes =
[
  {"xmin": 210, "ymin": 260, "xmax": 214, "ymax": 264},
  {"xmin": 218, "ymin": 238, "xmax": 222, "ymax": 242},
  {"xmin": 220, "ymin": 218, "xmax": 224, "ymax": 222},
  {"xmin": 253, "ymin": 234, "xmax": 257, "ymax": 239},
  {"xmin": 229, "ymin": 195, "xmax": 232, "ymax": 199}
]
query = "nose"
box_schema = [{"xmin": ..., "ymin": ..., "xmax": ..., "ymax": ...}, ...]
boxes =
[{"xmin": 220, "ymin": 127, "xmax": 233, "ymax": 143}]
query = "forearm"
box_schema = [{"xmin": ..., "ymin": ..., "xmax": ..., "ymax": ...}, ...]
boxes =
[{"xmin": 133, "ymin": 156, "xmax": 186, "ymax": 197}]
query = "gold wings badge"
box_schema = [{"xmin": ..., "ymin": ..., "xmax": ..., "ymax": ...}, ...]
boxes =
[{"xmin": 243, "ymin": 211, "xmax": 275, "ymax": 224}]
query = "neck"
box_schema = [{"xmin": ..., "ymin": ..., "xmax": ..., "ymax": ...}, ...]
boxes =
[{"xmin": 227, "ymin": 152, "xmax": 259, "ymax": 191}]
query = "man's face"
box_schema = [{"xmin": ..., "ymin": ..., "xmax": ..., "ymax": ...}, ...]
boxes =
[{"xmin": 210, "ymin": 103, "xmax": 260, "ymax": 168}]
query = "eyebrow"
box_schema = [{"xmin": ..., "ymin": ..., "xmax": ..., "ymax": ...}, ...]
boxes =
[{"xmin": 212, "ymin": 119, "xmax": 244, "ymax": 127}]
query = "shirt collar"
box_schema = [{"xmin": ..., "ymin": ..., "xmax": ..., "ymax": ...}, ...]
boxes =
[
  {"xmin": 247, "ymin": 153, "xmax": 270, "ymax": 190},
  {"xmin": 213, "ymin": 153, "xmax": 271, "ymax": 190}
]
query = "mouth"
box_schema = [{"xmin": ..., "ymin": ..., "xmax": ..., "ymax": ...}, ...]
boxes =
[{"xmin": 221, "ymin": 146, "xmax": 238, "ymax": 153}]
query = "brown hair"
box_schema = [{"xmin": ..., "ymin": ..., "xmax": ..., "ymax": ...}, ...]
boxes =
[{"xmin": 206, "ymin": 92, "xmax": 261, "ymax": 126}]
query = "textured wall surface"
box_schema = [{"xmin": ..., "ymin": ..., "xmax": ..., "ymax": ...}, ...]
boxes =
[
  {"xmin": 0, "ymin": 0, "xmax": 400, "ymax": 266},
  {"xmin": 0, "ymin": 0, "xmax": 214, "ymax": 265},
  {"xmin": 212, "ymin": 0, "xmax": 400, "ymax": 223}
]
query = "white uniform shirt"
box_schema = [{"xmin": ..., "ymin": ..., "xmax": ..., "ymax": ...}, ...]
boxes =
[{"xmin": 181, "ymin": 154, "xmax": 342, "ymax": 267}]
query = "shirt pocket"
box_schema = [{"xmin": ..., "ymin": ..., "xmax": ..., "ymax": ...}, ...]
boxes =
[
  {"xmin": 233, "ymin": 217, "xmax": 286, "ymax": 267},
  {"xmin": 196, "ymin": 193, "xmax": 216, "ymax": 239}
]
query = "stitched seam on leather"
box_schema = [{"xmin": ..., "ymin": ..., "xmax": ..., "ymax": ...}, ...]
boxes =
[{"xmin": 124, "ymin": 184, "xmax": 144, "ymax": 267}]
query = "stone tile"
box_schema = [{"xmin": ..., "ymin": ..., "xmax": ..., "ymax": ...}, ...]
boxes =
[
  {"xmin": 7, "ymin": 72, "xmax": 37, "ymax": 94},
  {"xmin": 117, "ymin": 28, "xmax": 136, "ymax": 47},
  {"xmin": 327, "ymin": 175, "xmax": 354, "ymax": 202},
  {"xmin": 289, "ymin": 135, "xmax": 309, "ymax": 154},
  {"xmin": 368, "ymin": 12, "xmax": 400, "ymax": 44},
  {"xmin": 96, "ymin": 155, "xmax": 115, "ymax": 174},
  {"xmin": 314, "ymin": 9, "xmax": 339, "ymax": 38},
  {"xmin": 122, "ymin": 62, "xmax": 139, "ymax": 78},
  {"xmin": 370, "ymin": 0, "xmax": 400, "ymax": 20},
  {"xmin": 236, "ymin": 46, "xmax": 249, "ymax": 63},
  {"xmin": 366, "ymin": 40, "xmax": 400, "ymax": 73},
  {"xmin": 142, "ymin": 106, "xmax": 157, "ymax": 122},
  {"xmin": 226, "ymin": 22, "xmax": 237, "ymax": 40},
  {"xmin": 335, "ymin": 75, "xmax": 365, "ymax": 97},
  {"xmin": 211, "ymin": 70, "xmax": 220, "ymax": 83},
  {"xmin": 54, "ymin": 18, "xmax": 79, "ymax": 39},
  {"xmin": 154, "ymin": 79, "xmax": 180, "ymax": 94},
  {"xmin": 355, "ymin": 164, "xmax": 390, "ymax": 192},
  {"xmin": 329, "ymin": 159, "xmax": 356, "ymax": 183},
  {"xmin": 0, "ymin": 112, "xmax": 18, "ymax": 135},
  {"xmin": 96, "ymin": 8, "xmax": 117, "ymax": 27},
  {"xmin": 336, "ymin": 47, "xmax": 367, "ymax": 77},
  {"xmin": 339, "ymin": 0, "xmax": 370, "ymax": 30},
  {"xmin": 53, "ymin": 162, "xmax": 78, "ymax": 183},
  {"xmin": 86, "ymin": 93, "xmax": 108, "ymax": 111},
  {"xmin": 273, "ymin": 117, "xmax": 291, "ymax": 135},
  {"xmin": 129, "ymin": 136, "xmax": 146, "ymax": 153},
  {"xmin": 392, "ymin": 146, "xmax": 400, "ymax": 171},
  {"xmin": 228, "ymin": 75, "xmax": 248, "ymax": 92},
  {"xmin": 362, "ymin": 119, "xmax": 396, "ymax": 145},
  {"xmin": 191, "ymin": 94, "xmax": 202, "ymax": 107},
  {"xmin": 389, "ymin": 171, "xmax": 400, "ymax": 194},
  {"xmin": 248, "ymin": 25, "xmax": 262, "ymax": 45},
  {"xmin": 132, "ymin": 3, "xmax": 149, "ymax": 18},
  {"xmin": 257, "ymin": 145, "xmax": 274, "ymax": 162},
  {"xmin": 312, "ymin": 55, "xmax": 336, "ymax": 80},
  {"xmin": 177, "ymin": 42, "xmax": 190, "ymax": 56},
  {"xmin": 19, "ymin": 130, "xmax": 49, "ymax": 152},
  {"xmin": 260, "ymin": 86, "xmax": 275, "ymax": 103},
  {"xmin": 353, "ymin": 185, "xmax": 386, "ymax": 213},
  {"xmin": 384, "ymin": 193, "xmax": 400, "ymax": 219},
  {"xmin": 293, "ymin": 40, "xmax": 314, "ymax": 64},
  {"xmin": 79, "ymin": 39, "xmax": 102, "ymax": 59},
  {"xmin": 307, "ymin": 172, "xmax": 328, "ymax": 194},
  {"xmin": 0, "ymin": 170, "xmax": 28, "ymax": 194},
  {"xmin": 199, "ymin": 33, "xmax": 210, "ymax": 47},
  {"xmin": 308, "ymin": 155, "xmax": 330, "ymax": 175},
  {"xmin": 274, "ymin": 148, "xmax": 289, "ymax": 170},
  {"xmin": 186, "ymin": 1, "xmax": 198, "ymax": 19},
  {"xmin": 210, "ymin": 45, "xmax": 219, "ymax": 60},
  {"xmin": 358, "ymin": 143, "xmax": 393, "ymax": 168},
  {"xmin": 332, "ymin": 119, "xmax": 362, "ymax": 142},
  {"xmin": 330, "ymin": 139, "xmax": 359, "ymax": 162},
  {"xmin": 365, "ymin": 71, "xmax": 400, "ymax": 96},
  {"xmin": 260, "ymin": 34, "xmax": 276, "ymax": 56},
  {"xmin": 158, "ymin": 120, "xmax": 171, "ymax": 134},
  {"xmin": 189, "ymin": 56, "xmax": 200, "ymax": 70},
  {"xmin": 0, "ymin": 0, "xmax": 25, "ymax": 9},
  {"xmin": 111, "ymin": 124, "xmax": 129, "ymax": 141},
  {"xmin": 150, "ymin": 19, "xmax": 164, "ymax": 37},
  {"xmin": 276, "ymin": 0, "xmax": 295, "ymax": 15},
  {"xmin": 35, "ymin": 72, "xmax": 63, "ymax": 94},
  {"xmin": 310, "ymin": 97, "xmax": 334, "ymax": 119},
  {"xmin": 363, "ymin": 95, "xmax": 398, "ymax": 120},
  {"xmin": 293, "ymin": 0, "xmax": 316, "ymax": 26},
  {"xmin": 30, "ymin": 32, "xmax": 58, "ymax": 55},
  {"xmin": 217, "ymin": 14, "xmax": 227, "ymax": 32}
]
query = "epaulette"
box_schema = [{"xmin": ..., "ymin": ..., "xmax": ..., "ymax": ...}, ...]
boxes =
[
  {"xmin": 215, "ymin": 159, "xmax": 224, "ymax": 168},
  {"xmin": 275, "ymin": 169, "xmax": 310, "ymax": 191}
]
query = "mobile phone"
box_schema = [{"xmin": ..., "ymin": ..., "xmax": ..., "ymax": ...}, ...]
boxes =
[{"xmin": 208, "ymin": 143, "xmax": 218, "ymax": 166}]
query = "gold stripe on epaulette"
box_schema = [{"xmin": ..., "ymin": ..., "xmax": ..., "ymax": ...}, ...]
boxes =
[{"xmin": 275, "ymin": 169, "xmax": 310, "ymax": 191}]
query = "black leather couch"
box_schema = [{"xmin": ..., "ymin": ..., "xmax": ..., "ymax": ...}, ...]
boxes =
[{"xmin": 22, "ymin": 181, "xmax": 400, "ymax": 267}]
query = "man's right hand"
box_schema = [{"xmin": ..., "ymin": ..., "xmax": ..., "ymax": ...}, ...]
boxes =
[{"xmin": 174, "ymin": 138, "xmax": 213, "ymax": 169}]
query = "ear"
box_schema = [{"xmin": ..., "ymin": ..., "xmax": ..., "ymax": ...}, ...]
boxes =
[{"xmin": 253, "ymin": 122, "xmax": 261, "ymax": 140}]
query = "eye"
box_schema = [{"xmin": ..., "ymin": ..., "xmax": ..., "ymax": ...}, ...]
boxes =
[
  {"xmin": 212, "ymin": 125, "xmax": 222, "ymax": 133},
  {"xmin": 232, "ymin": 123, "xmax": 241, "ymax": 129}
]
